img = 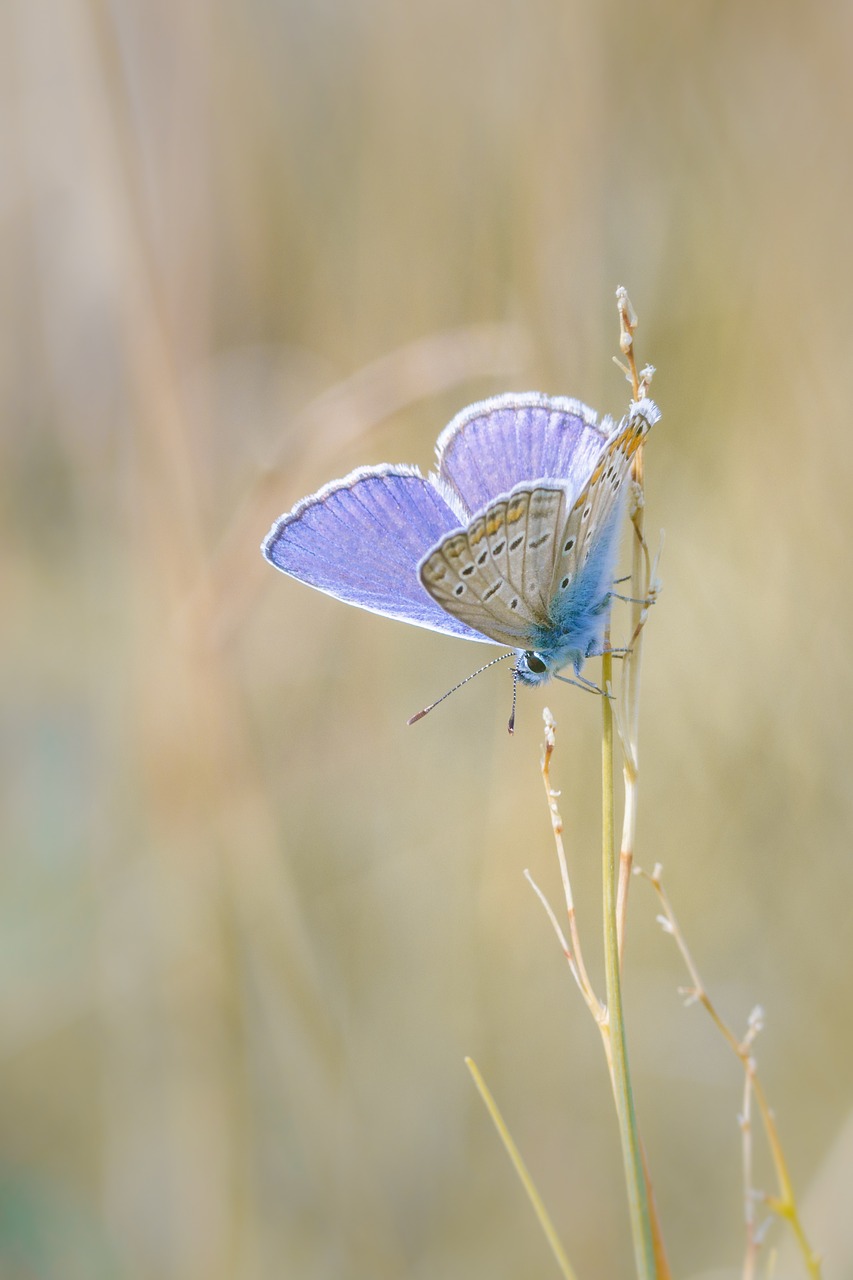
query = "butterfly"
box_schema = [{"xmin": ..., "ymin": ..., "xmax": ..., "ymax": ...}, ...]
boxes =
[{"xmin": 262, "ymin": 392, "xmax": 659, "ymax": 723}]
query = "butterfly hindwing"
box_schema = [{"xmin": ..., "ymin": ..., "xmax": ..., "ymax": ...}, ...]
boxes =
[
  {"xmin": 434, "ymin": 393, "xmax": 612, "ymax": 515},
  {"xmin": 419, "ymin": 484, "xmax": 567, "ymax": 647}
]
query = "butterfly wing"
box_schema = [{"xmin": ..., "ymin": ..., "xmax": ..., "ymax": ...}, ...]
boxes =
[
  {"xmin": 420, "ymin": 399, "xmax": 660, "ymax": 653},
  {"xmin": 549, "ymin": 400, "xmax": 659, "ymax": 624},
  {"xmin": 434, "ymin": 393, "xmax": 612, "ymax": 515},
  {"xmin": 263, "ymin": 465, "xmax": 493, "ymax": 642},
  {"xmin": 418, "ymin": 484, "xmax": 568, "ymax": 647}
]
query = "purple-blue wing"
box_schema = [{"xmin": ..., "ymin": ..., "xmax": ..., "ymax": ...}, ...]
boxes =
[
  {"xmin": 262, "ymin": 465, "xmax": 493, "ymax": 642},
  {"xmin": 433, "ymin": 392, "xmax": 612, "ymax": 516}
]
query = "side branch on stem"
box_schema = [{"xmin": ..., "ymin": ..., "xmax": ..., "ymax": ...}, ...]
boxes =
[{"xmin": 639, "ymin": 863, "xmax": 822, "ymax": 1280}]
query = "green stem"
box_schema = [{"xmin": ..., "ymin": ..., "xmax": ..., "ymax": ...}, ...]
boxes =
[{"xmin": 601, "ymin": 650, "xmax": 656, "ymax": 1278}]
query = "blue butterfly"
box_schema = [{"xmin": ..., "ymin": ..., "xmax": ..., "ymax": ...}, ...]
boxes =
[{"xmin": 263, "ymin": 392, "xmax": 659, "ymax": 721}]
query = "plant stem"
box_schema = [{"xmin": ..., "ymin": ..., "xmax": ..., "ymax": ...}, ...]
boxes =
[
  {"xmin": 601, "ymin": 649, "xmax": 657, "ymax": 1279},
  {"xmin": 614, "ymin": 284, "xmax": 654, "ymax": 963}
]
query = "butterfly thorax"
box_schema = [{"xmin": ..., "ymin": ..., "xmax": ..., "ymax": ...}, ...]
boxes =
[{"xmin": 514, "ymin": 612, "xmax": 607, "ymax": 686}]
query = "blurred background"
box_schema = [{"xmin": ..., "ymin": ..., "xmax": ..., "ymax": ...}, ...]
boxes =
[{"xmin": 2, "ymin": 1, "xmax": 852, "ymax": 1277}]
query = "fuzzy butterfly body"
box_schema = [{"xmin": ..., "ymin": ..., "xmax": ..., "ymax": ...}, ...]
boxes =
[{"xmin": 263, "ymin": 392, "xmax": 659, "ymax": 693}]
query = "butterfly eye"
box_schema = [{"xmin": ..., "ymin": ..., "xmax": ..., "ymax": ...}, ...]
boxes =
[{"xmin": 524, "ymin": 653, "xmax": 547, "ymax": 675}]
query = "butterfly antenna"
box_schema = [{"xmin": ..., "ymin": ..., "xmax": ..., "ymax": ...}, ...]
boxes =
[
  {"xmin": 507, "ymin": 664, "xmax": 519, "ymax": 735},
  {"xmin": 407, "ymin": 652, "xmax": 516, "ymax": 725}
]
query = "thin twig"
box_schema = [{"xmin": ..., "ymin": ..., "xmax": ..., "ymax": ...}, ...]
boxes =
[
  {"xmin": 741, "ymin": 1056, "xmax": 758, "ymax": 1280},
  {"xmin": 639, "ymin": 864, "xmax": 822, "ymax": 1279},
  {"xmin": 524, "ymin": 869, "xmax": 584, "ymax": 997},
  {"xmin": 534, "ymin": 710, "xmax": 603, "ymax": 1019}
]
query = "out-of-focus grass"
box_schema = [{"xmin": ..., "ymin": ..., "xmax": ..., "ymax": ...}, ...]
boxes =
[{"xmin": 2, "ymin": 2, "xmax": 853, "ymax": 1277}]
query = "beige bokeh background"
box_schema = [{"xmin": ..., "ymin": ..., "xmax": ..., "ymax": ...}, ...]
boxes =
[{"xmin": 2, "ymin": 2, "xmax": 852, "ymax": 1278}]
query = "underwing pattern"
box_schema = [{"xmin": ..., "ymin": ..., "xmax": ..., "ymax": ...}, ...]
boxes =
[{"xmin": 263, "ymin": 391, "xmax": 659, "ymax": 689}]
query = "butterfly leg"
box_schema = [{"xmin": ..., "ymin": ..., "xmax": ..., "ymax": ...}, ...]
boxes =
[
  {"xmin": 605, "ymin": 590, "xmax": 658, "ymax": 607},
  {"xmin": 553, "ymin": 671, "xmax": 614, "ymax": 698},
  {"xmin": 581, "ymin": 645, "xmax": 627, "ymax": 665}
]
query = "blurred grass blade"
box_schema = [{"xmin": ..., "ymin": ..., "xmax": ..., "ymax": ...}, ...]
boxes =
[{"xmin": 465, "ymin": 1057, "xmax": 580, "ymax": 1280}]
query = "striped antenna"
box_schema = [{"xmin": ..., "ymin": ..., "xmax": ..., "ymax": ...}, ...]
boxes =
[
  {"xmin": 507, "ymin": 665, "xmax": 520, "ymax": 735},
  {"xmin": 407, "ymin": 652, "xmax": 516, "ymax": 726}
]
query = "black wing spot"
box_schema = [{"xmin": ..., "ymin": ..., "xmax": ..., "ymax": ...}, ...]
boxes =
[
  {"xmin": 454, "ymin": 583, "xmax": 465, "ymax": 596},
  {"xmin": 482, "ymin": 580, "xmax": 503, "ymax": 601},
  {"xmin": 563, "ymin": 537, "xmax": 575, "ymax": 553},
  {"xmin": 461, "ymin": 564, "xmax": 475, "ymax": 577},
  {"xmin": 561, "ymin": 576, "xmax": 570, "ymax": 590},
  {"xmin": 492, "ymin": 540, "xmax": 505, "ymax": 556},
  {"xmin": 477, "ymin": 550, "xmax": 489, "ymax": 565},
  {"xmin": 510, "ymin": 597, "xmax": 519, "ymax": 610},
  {"xmin": 509, "ymin": 535, "xmax": 524, "ymax": 551},
  {"xmin": 582, "ymin": 505, "xmax": 592, "ymax": 521},
  {"xmin": 529, "ymin": 533, "xmax": 551, "ymax": 549}
]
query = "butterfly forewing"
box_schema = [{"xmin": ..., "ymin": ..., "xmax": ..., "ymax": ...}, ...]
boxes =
[
  {"xmin": 262, "ymin": 466, "xmax": 492, "ymax": 642},
  {"xmin": 549, "ymin": 407, "xmax": 653, "ymax": 603},
  {"xmin": 419, "ymin": 484, "xmax": 567, "ymax": 647}
]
